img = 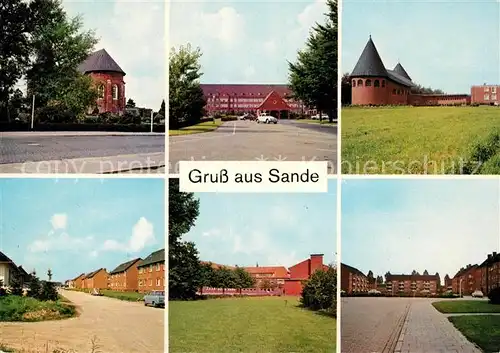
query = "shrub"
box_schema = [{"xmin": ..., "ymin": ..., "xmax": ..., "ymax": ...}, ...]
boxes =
[
  {"xmin": 488, "ymin": 287, "xmax": 500, "ymax": 304},
  {"xmin": 301, "ymin": 266, "xmax": 336, "ymax": 314},
  {"xmin": 36, "ymin": 105, "xmax": 76, "ymax": 124}
]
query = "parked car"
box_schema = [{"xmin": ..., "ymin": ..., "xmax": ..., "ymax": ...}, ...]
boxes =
[
  {"xmin": 257, "ymin": 114, "xmax": 278, "ymax": 124},
  {"xmin": 311, "ymin": 113, "xmax": 329, "ymax": 120},
  {"xmin": 241, "ymin": 113, "xmax": 256, "ymax": 121},
  {"xmin": 472, "ymin": 290, "xmax": 484, "ymax": 298},
  {"xmin": 144, "ymin": 290, "xmax": 165, "ymax": 307},
  {"xmin": 368, "ymin": 289, "xmax": 382, "ymax": 296},
  {"xmin": 91, "ymin": 288, "xmax": 102, "ymax": 296}
]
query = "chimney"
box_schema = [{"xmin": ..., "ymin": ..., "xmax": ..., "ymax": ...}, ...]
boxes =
[
  {"xmin": 488, "ymin": 254, "xmax": 493, "ymax": 260},
  {"xmin": 310, "ymin": 254, "xmax": 324, "ymax": 275},
  {"xmin": 494, "ymin": 252, "xmax": 497, "ymax": 257}
]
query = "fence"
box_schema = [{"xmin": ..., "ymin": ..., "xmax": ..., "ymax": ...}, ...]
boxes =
[{"xmin": 198, "ymin": 287, "xmax": 283, "ymax": 297}]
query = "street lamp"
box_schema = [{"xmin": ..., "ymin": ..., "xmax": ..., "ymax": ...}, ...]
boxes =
[{"xmin": 459, "ymin": 278, "xmax": 463, "ymax": 298}]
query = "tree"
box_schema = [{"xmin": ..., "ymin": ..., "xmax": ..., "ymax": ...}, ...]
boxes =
[
  {"xmin": 159, "ymin": 99, "xmax": 165, "ymax": 116},
  {"xmin": 260, "ymin": 279, "xmax": 273, "ymax": 290},
  {"xmin": 199, "ymin": 262, "xmax": 215, "ymax": 295},
  {"xmin": 233, "ymin": 267, "xmax": 255, "ymax": 294},
  {"xmin": 169, "ymin": 44, "xmax": 206, "ymax": 129},
  {"xmin": 39, "ymin": 269, "xmax": 58, "ymax": 301},
  {"xmin": 126, "ymin": 98, "xmax": 136, "ymax": 108},
  {"xmin": 289, "ymin": 0, "xmax": 337, "ymax": 123},
  {"xmin": 26, "ymin": 0, "xmax": 98, "ymax": 118},
  {"xmin": 213, "ymin": 266, "xmax": 236, "ymax": 294},
  {"xmin": 47, "ymin": 268, "xmax": 53, "ymax": 281},
  {"xmin": 376, "ymin": 276, "xmax": 384, "ymax": 284},
  {"xmin": 9, "ymin": 270, "xmax": 24, "ymax": 296},
  {"xmin": 341, "ymin": 73, "xmax": 352, "ymax": 106},
  {"xmin": 301, "ymin": 266, "xmax": 336, "ymax": 314},
  {"xmin": 0, "ymin": 0, "xmax": 31, "ymax": 121},
  {"xmin": 367, "ymin": 270, "xmax": 374, "ymax": 279},
  {"xmin": 28, "ymin": 270, "xmax": 42, "ymax": 299},
  {"xmin": 168, "ymin": 179, "xmax": 203, "ymax": 300},
  {"xmin": 0, "ymin": 279, "xmax": 6, "ymax": 296},
  {"xmin": 385, "ymin": 271, "xmax": 391, "ymax": 283},
  {"xmin": 411, "ymin": 270, "xmax": 417, "ymax": 275}
]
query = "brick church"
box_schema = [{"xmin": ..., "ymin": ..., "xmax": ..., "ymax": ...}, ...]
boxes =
[
  {"xmin": 350, "ymin": 37, "xmax": 470, "ymax": 106},
  {"xmin": 78, "ymin": 49, "xmax": 126, "ymax": 115}
]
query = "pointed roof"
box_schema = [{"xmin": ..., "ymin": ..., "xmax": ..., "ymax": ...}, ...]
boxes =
[
  {"xmin": 0, "ymin": 251, "xmax": 14, "ymax": 264},
  {"xmin": 393, "ymin": 63, "xmax": 411, "ymax": 81},
  {"xmin": 109, "ymin": 258, "xmax": 142, "ymax": 275},
  {"xmin": 138, "ymin": 249, "xmax": 165, "ymax": 268},
  {"xmin": 350, "ymin": 37, "xmax": 388, "ymax": 78},
  {"xmin": 78, "ymin": 49, "xmax": 126, "ymax": 76},
  {"xmin": 256, "ymin": 90, "xmax": 291, "ymax": 111},
  {"xmin": 84, "ymin": 268, "xmax": 106, "ymax": 279}
]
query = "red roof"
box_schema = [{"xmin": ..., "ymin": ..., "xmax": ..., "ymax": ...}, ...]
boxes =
[
  {"xmin": 200, "ymin": 84, "xmax": 291, "ymax": 97},
  {"xmin": 200, "ymin": 261, "xmax": 235, "ymax": 270},
  {"xmin": 257, "ymin": 90, "xmax": 291, "ymax": 111},
  {"xmin": 243, "ymin": 266, "xmax": 289, "ymax": 278}
]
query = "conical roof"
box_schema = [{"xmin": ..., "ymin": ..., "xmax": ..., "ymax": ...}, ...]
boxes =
[
  {"xmin": 393, "ymin": 63, "xmax": 411, "ymax": 81},
  {"xmin": 78, "ymin": 49, "xmax": 126, "ymax": 76},
  {"xmin": 350, "ymin": 37, "xmax": 388, "ymax": 77}
]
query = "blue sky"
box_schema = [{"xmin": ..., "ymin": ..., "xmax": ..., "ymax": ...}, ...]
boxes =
[
  {"xmin": 183, "ymin": 179, "xmax": 337, "ymax": 269},
  {"xmin": 0, "ymin": 178, "xmax": 165, "ymax": 282},
  {"xmin": 342, "ymin": 179, "xmax": 500, "ymax": 282},
  {"xmin": 170, "ymin": 0, "xmax": 330, "ymax": 83},
  {"xmin": 16, "ymin": 0, "xmax": 165, "ymax": 110},
  {"xmin": 342, "ymin": 0, "xmax": 500, "ymax": 94}
]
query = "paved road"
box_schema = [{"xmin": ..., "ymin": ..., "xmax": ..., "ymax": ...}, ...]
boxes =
[
  {"xmin": 169, "ymin": 120, "xmax": 337, "ymax": 174},
  {"xmin": 341, "ymin": 297, "xmax": 481, "ymax": 353},
  {"xmin": 0, "ymin": 133, "xmax": 165, "ymax": 165},
  {"xmin": 279, "ymin": 119, "xmax": 338, "ymax": 134},
  {"xmin": 0, "ymin": 290, "xmax": 164, "ymax": 353}
]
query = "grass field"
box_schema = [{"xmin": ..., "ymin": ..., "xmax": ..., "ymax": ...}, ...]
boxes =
[
  {"xmin": 433, "ymin": 300, "xmax": 500, "ymax": 313},
  {"xmin": 0, "ymin": 295, "xmax": 76, "ymax": 322},
  {"xmin": 100, "ymin": 290, "xmax": 144, "ymax": 302},
  {"xmin": 449, "ymin": 315, "xmax": 500, "ymax": 352},
  {"xmin": 169, "ymin": 119, "xmax": 223, "ymax": 136},
  {"xmin": 169, "ymin": 296, "xmax": 336, "ymax": 353},
  {"xmin": 341, "ymin": 106, "xmax": 500, "ymax": 174}
]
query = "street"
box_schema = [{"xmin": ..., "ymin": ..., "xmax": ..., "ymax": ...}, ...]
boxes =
[
  {"xmin": 0, "ymin": 132, "xmax": 165, "ymax": 173},
  {"xmin": 341, "ymin": 297, "xmax": 481, "ymax": 353},
  {"xmin": 0, "ymin": 290, "xmax": 164, "ymax": 353},
  {"xmin": 169, "ymin": 120, "xmax": 337, "ymax": 174}
]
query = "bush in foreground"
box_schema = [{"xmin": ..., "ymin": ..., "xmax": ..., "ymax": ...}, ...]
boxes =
[
  {"xmin": 0, "ymin": 295, "xmax": 75, "ymax": 322},
  {"xmin": 301, "ymin": 266, "xmax": 336, "ymax": 316},
  {"xmin": 488, "ymin": 287, "xmax": 500, "ymax": 305}
]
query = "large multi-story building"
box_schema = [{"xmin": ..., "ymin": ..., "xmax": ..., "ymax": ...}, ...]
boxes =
[
  {"xmin": 349, "ymin": 37, "xmax": 471, "ymax": 106},
  {"xmin": 108, "ymin": 258, "xmax": 142, "ymax": 292},
  {"xmin": 83, "ymin": 268, "xmax": 109, "ymax": 290},
  {"xmin": 78, "ymin": 49, "xmax": 126, "ymax": 115},
  {"xmin": 479, "ymin": 252, "xmax": 500, "ymax": 294},
  {"xmin": 451, "ymin": 264, "xmax": 481, "ymax": 296},
  {"xmin": 340, "ymin": 263, "xmax": 369, "ymax": 294},
  {"xmin": 385, "ymin": 273, "xmax": 440, "ymax": 295},
  {"xmin": 471, "ymin": 85, "xmax": 500, "ymax": 105},
  {"xmin": 200, "ymin": 84, "xmax": 314, "ymax": 118},
  {"xmin": 137, "ymin": 249, "xmax": 165, "ymax": 293}
]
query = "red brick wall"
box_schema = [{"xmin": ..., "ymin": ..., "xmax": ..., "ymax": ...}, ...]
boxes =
[
  {"xmin": 88, "ymin": 72, "xmax": 126, "ymax": 114},
  {"xmin": 409, "ymin": 94, "xmax": 470, "ymax": 106},
  {"xmin": 137, "ymin": 262, "xmax": 165, "ymax": 293},
  {"xmin": 109, "ymin": 264, "xmax": 140, "ymax": 292},
  {"xmin": 471, "ymin": 85, "xmax": 500, "ymax": 105},
  {"xmin": 284, "ymin": 280, "xmax": 303, "ymax": 296},
  {"xmin": 351, "ymin": 77, "xmax": 410, "ymax": 105}
]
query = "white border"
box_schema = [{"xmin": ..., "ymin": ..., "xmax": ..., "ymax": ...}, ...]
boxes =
[{"xmin": 164, "ymin": 1, "xmax": 170, "ymax": 352}]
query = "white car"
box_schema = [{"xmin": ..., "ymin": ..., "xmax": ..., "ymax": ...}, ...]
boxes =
[
  {"xmin": 472, "ymin": 290, "xmax": 484, "ymax": 298},
  {"xmin": 257, "ymin": 114, "xmax": 277, "ymax": 124},
  {"xmin": 311, "ymin": 114, "xmax": 329, "ymax": 120}
]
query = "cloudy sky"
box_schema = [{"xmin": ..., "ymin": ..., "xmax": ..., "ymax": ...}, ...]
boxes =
[
  {"xmin": 183, "ymin": 179, "xmax": 337, "ymax": 269},
  {"xmin": 0, "ymin": 178, "xmax": 164, "ymax": 282},
  {"xmin": 35, "ymin": 0, "xmax": 166, "ymax": 110},
  {"xmin": 342, "ymin": 0, "xmax": 500, "ymax": 94},
  {"xmin": 170, "ymin": 0, "xmax": 330, "ymax": 83},
  {"xmin": 342, "ymin": 179, "xmax": 500, "ymax": 281}
]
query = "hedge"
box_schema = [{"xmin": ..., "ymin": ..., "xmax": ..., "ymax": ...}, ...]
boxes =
[{"xmin": 0, "ymin": 122, "xmax": 165, "ymax": 133}]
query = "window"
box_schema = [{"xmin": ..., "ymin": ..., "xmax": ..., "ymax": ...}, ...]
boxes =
[
  {"xmin": 485, "ymin": 94, "xmax": 490, "ymax": 101},
  {"xmin": 98, "ymin": 85, "xmax": 105, "ymax": 99},
  {"xmin": 393, "ymin": 89, "xmax": 397, "ymax": 95},
  {"xmin": 485, "ymin": 87, "xmax": 490, "ymax": 92},
  {"xmin": 357, "ymin": 79, "xmax": 363, "ymax": 87},
  {"xmin": 492, "ymin": 87, "xmax": 497, "ymax": 93},
  {"xmin": 156, "ymin": 278, "xmax": 161, "ymax": 286},
  {"xmin": 149, "ymin": 280, "xmax": 152, "ymax": 287},
  {"xmin": 374, "ymin": 80, "xmax": 380, "ymax": 87},
  {"xmin": 149, "ymin": 265, "xmax": 153, "ymax": 272},
  {"xmin": 382, "ymin": 80, "xmax": 386, "ymax": 87},
  {"xmin": 139, "ymin": 267, "xmax": 143, "ymax": 274},
  {"xmin": 156, "ymin": 263, "xmax": 160, "ymax": 271},
  {"xmin": 365, "ymin": 79, "xmax": 372, "ymax": 87},
  {"xmin": 352, "ymin": 80, "xmax": 356, "ymax": 87},
  {"xmin": 112, "ymin": 84, "xmax": 118, "ymax": 100},
  {"xmin": 492, "ymin": 95, "xmax": 497, "ymax": 101}
]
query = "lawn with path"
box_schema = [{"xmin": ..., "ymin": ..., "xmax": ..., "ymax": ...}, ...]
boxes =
[
  {"xmin": 169, "ymin": 296, "xmax": 336, "ymax": 353},
  {"xmin": 169, "ymin": 119, "xmax": 223, "ymax": 136},
  {"xmin": 433, "ymin": 300, "xmax": 500, "ymax": 314},
  {"xmin": 341, "ymin": 106, "xmax": 500, "ymax": 174}
]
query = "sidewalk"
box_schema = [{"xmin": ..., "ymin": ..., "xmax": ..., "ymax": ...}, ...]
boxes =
[
  {"xmin": 1, "ymin": 131, "xmax": 165, "ymax": 137},
  {"xmin": 0, "ymin": 152, "xmax": 165, "ymax": 174}
]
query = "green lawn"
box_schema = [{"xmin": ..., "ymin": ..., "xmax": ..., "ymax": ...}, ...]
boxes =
[
  {"xmin": 433, "ymin": 300, "xmax": 500, "ymax": 313},
  {"xmin": 341, "ymin": 106, "xmax": 500, "ymax": 174},
  {"xmin": 100, "ymin": 289, "xmax": 144, "ymax": 302},
  {"xmin": 169, "ymin": 119, "xmax": 223, "ymax": 136},
  {"xmin": 0, "ymin": 295, "xmax": 76, "ymax": 322},
  {"xmin": 449, "ymin": 315, "xmax": 500, "ymax": 352},
  {"xmin": 169, "ymin": 296, "xmax": 336, "ymax": 353}
]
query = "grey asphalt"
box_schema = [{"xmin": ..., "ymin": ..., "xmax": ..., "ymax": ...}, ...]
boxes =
[
  {"xmin": 169, "ymin": 120, "xmax": 337, "ymax": 174},
  {"xmin": 280, "ymin": 119, "xmax": 338, "ymax": 134},
  {"xmin": 0, "ymin": 133, "xmax": 165, "ymax": 165}
]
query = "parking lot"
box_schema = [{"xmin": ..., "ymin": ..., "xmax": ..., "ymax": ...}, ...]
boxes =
[{"xmin": 169, "ymin": 119, "xmax": 337, "ymax": 174}]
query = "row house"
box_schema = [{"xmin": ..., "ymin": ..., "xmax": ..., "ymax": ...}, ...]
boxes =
[
  {"xmin": 83, "ymin": 268, "xmax": 109, "ymax": 290},
  {"xmin": 108, "ymin": 258, "xmax": 142, "ymax": 292},
  {"xmin": 479, "ymin": 252, "xmax": 500, "ymax": 294},
  {"xmin": 385, "ymin": 273, "xmax": 440, "ymax": 295},
  {"xmin": 451, "ymin": 264, "xmax": 481, "ymax": 295},
  {"xmin": 341, "ymin": 263, "xmax": 369, "ymax": 294},
  {"xmin": 137, "ymin": 249, "xmax": 165, "ymax": 293},
  {"xmin": 0, "ymin": 251, "xmax": 32, "ymax": 288}
]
